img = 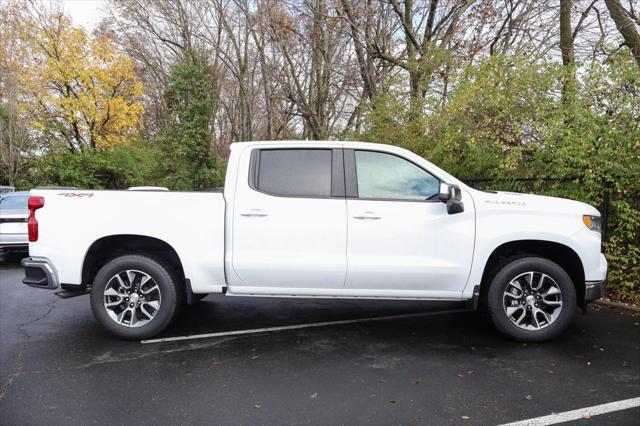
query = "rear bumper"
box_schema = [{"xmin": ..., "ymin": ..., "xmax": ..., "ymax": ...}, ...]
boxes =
[
  {"xmin": 0, "ymin": 243, "xmax": 28, "ymax": 252},
  {"xmin": 22, "ymin": 257, "xmax": 59, "ymax": 290},
  {"xmin": 0, "ymin": 232, "xmax": 28, "ymax": 244},
  {"xmin": 0, "ymin": 233, "xmax": 28, "ymax": 251}
]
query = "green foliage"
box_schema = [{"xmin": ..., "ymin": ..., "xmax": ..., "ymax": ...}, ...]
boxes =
[
  {"xmin": 554, "ymin": 53, "xmax": 640, "ymax": 302},
  {"xmin": 361, "ymin": 55, "xmax": 566, "ymax": 179},
  {"xmin": 359, "ymin": 51, "xmax": 640, "ymax": 301},
  {"xmin": 21, "ymin": 140, "xmax": 163, "ymax": 189},
  {"xmin": 157, "ymin": 49, "xmax": 224, "ymax": 190}
]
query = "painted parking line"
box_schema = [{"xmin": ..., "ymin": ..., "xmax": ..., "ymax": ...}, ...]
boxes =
[
  {"xmin": 500, "ymin": 396, "xmax": 640, "ymax": 426},
  {"xmin": 141, "ymin": 309, "xmax": 468, "ymax": 344}
]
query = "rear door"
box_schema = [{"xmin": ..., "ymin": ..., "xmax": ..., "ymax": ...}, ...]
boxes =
[{"xmin": 230, "ymin": 147, "xmax": 347, "ymax": 290}]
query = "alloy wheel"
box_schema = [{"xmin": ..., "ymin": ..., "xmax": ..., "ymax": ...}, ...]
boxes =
[
  {"xmin": 103, "ymin": 269, "xmax": 161, "ymax": 327},
  {"xmin": 502, "ymin": 271, "xmax": 563, "ymax": 330}
]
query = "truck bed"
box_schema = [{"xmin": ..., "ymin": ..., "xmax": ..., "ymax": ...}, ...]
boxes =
[{"xmin": 29, "ymin": 189, "xmax": 227, "ymax": 293}]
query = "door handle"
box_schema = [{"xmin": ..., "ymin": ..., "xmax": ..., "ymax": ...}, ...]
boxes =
[
  {"xmin": 240, "ymin": 209, "xmax": 268, "ymax": 217},
  {"xmin": 353, "ymin": 211, "xmax": 382, "ymax": 220}
]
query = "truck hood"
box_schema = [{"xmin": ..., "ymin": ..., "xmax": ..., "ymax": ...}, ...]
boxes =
[{"xmin": 473, "ymin": 190, "xmax": 600, "ymax": 216}]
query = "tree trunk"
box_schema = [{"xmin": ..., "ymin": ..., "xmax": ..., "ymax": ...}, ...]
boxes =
[
  {"xmin": 560, "ymin": 0, "xmax": 574, "ymax": 66},
  {"xmin": 605, "ymin": 0, "xmax": 640, "ymax": 66},
  {"xmin": 560, "ymin": 0, "xmax": 576, "ymax": 104}
]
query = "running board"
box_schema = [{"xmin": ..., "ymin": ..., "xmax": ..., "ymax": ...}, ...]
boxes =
[
  {"xmin": 55, "ymin": 289, "xmax": 90, "ymax": 299},
  {"xmin": 225, "ymin": 287, "xmax": 465, "ymax": 302}
]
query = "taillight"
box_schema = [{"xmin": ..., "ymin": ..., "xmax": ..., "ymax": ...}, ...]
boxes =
[{"xmin": 27, "ymin": 196, "xmax": 45, "ymax": 242}]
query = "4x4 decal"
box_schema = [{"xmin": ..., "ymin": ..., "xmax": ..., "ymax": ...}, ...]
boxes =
[{"xmin": 58, "ymin": 192, "xmax": 94, "ymax": 198}]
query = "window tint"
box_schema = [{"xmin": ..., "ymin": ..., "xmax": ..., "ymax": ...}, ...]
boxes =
[
  {"xmin": 0, "ymin": 195, "xmax": 28, "ymax": 210},
  {"xmin": 355, "ymin": 151, "xmax": 439, "ymax": 200},
  {"xmin": 257, "ymin": 149, "xmax": 332, "ymax": 197}
]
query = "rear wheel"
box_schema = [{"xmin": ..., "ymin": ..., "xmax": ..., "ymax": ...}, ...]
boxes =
[
  {"xmin": 487, "ymin": 257, "xmax": 576, "ymax": 342},
  {"xmin": 90, "ymin": 254, "xmax": 179, "ymax": 339}
]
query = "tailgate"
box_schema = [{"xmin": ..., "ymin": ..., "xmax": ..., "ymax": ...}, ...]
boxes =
[{"xmin": 0, "ymin": 213, "xmax": 28, "ymax": 242}]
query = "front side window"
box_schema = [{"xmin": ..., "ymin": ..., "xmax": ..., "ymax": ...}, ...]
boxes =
[
  {"xmin": 355, "ymin": 150, "xmax": 439, "ymax": 200},
  {"xmin": 256, "ymin": 149, "xmax": 332, "ymax": 197}
]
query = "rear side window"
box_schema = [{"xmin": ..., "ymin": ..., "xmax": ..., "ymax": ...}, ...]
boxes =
[
  {"xmin": 0, "ymin": 195, "xmax": 28, "ymax": 210},
  {"xmin": 256, "ymin": 149, "xmax": 332, "ymax": 197}
]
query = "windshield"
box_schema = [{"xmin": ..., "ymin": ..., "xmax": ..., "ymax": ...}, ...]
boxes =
[{"xmin": 0, "ymin": 195, "xmax": 28, "ymax": 210}]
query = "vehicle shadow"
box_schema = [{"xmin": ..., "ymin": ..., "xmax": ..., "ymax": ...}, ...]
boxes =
[{"xmin": 165, "ymin": 295, "xmax": 488, "ymax": 342}]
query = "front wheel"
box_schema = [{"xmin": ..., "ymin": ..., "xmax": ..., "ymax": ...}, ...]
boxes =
[
  {"xmin": 90, "ymin": 254, "xmax": 180, "ymax": 339},
  {"xmin": 486, "ymin": 257, "xmax": 576, "ymax": 342}
]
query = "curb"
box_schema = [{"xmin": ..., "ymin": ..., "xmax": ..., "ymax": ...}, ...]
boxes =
[{"xmin": 594, "ymin": 299, "xmax": 640, "ymax": 313}]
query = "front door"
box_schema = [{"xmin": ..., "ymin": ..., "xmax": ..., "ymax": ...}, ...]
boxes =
[{"xmin": 344, "ymin": 149, "xmax": 475, "ymax": 297}]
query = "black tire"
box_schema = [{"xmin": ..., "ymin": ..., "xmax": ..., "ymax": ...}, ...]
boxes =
[
  {"xmin": 487, "ymin": 256, "xmax": 576, "ymax": 342},
  {"xmin": 90, "ymin": 254, "xmax": 179, "ymax": 340}
]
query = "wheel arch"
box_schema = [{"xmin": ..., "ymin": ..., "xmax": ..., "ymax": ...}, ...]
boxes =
[
  {"xmin": 81, "ymin": 234, "xmax": 186, "ymax": 290},
  {"xmin": 479, "ymin": 240, "xmax": 585, "ymax": 308}
]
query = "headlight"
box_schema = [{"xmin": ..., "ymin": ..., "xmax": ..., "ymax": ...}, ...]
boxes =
[{"xmin": 583, "ymin": 215, "xmax": 602, "ymax": 233}]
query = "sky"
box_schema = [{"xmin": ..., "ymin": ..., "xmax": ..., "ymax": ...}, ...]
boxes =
[{"xmin": 60, "ymin": 0, "xmax": 107, "ymax": 30}]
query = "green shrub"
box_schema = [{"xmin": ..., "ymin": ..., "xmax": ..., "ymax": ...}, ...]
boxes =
[{"xmin": 21, "ymin": 139, "xmax": 163, "ymax": 189}]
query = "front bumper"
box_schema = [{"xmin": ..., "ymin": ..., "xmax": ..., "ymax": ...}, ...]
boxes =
[
  {"xmin": 585, "ymin": 279, "xmax": 606, "ymax": 304},
  {"xmin": 22, "ymin": 257, "xmax": 59, "ymax": 290},
  {"xmin": 583, "ymin": 252, "xmax": 608, "ymax": 304}
]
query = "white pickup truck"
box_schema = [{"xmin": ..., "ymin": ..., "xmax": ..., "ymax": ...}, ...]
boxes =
[{"xmin": 21, "ymin": 141, "xmax": 607, "ymax": 341}]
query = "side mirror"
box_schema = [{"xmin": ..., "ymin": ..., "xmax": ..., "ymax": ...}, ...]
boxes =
[{"xmin": 438, "ymin": 183, "xmax": 464, "ymax": 214}]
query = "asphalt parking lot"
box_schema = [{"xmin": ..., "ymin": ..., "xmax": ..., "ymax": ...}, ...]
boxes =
[{"xmin": 1, "ymin": 253, "xmax": 639, "ymax": 425}]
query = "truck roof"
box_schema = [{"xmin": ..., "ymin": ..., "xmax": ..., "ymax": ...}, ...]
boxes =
[{"xmin": 229, "ymin": 140, "xmax": 463, "ymax": 186}]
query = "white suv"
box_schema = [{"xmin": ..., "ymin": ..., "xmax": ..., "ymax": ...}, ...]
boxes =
[{"xmin": 0, "ymin": 191, "xmax": 29, "ymax": 253}]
